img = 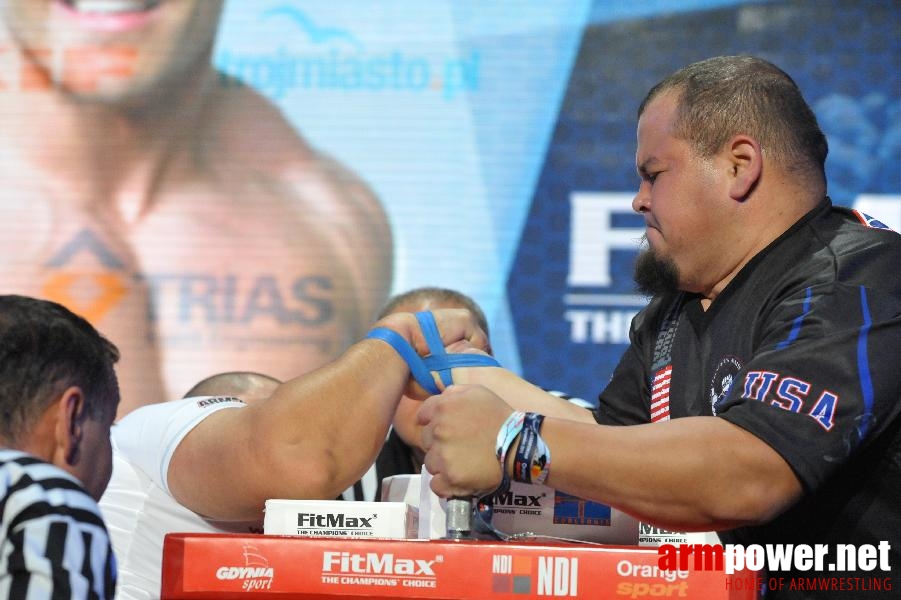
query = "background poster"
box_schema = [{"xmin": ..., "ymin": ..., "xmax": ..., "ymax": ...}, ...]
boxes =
[
  {"xmin": 2, "ymin": 0, "xmax": 898, "ymax": 409},
  {"xmin": 507, "ymin": 0, "xmax": 901, "ymax": 402}
]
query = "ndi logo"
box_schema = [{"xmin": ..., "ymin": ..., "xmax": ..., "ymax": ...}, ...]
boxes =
[{"xmin": 491, "ymin": 554, "xmax": 579, "ymax": 597}]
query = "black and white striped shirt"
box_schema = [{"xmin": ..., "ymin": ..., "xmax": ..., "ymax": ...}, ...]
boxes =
[{"xmin": 0, "ymin": 449, "xmax": 117, "ymax": 599}]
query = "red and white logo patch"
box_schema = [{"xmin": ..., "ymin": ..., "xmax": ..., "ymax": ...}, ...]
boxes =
[{"xmin": 650, "ymin": 365, "xmax": 672, "ymax": 422}]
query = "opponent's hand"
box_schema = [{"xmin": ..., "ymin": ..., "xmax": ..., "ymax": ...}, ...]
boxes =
[
  {"xmin": 417, "ymin": 384, "xmax": 511, "ymax": 498},
  {"xmin": 373, "ymin": 308, "xmax": 489, "ymax": 353},
  {"xmin": 371, "ymin": 309, "xmax": 490, "ymax": 399}
]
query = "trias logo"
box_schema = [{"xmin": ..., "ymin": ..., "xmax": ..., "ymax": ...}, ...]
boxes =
[
  {"xmin": 322, "ymin": 551, "xmax": 437, "ymax": 576},
  {"xmin": 298, "ymin": 512, "xmax": 375, "ymax": 528}
]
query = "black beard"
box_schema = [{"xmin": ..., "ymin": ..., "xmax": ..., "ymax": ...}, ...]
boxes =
[{"xmin": 633, "ymin": 246, "xmax": 680, "ymax": 296}]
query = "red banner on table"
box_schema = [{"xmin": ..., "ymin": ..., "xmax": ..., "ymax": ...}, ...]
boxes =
[{"xmin": 161, "ymin": 534, "xmax": 761, "ymax": 599}]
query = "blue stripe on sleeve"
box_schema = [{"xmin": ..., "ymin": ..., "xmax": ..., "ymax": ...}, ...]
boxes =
[
  {"xmin": 776, "ymin": 287, "xmax": 813, "ymax": 349},
  {"xmin": 856, "ymin": 286, "xmax": 874, "ymax": 439}
]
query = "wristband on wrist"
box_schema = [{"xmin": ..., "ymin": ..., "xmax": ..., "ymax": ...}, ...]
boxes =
[
  {"xmin": 513, "ymin": 416, "xmax": 537, "ymax": 483},
  {"xmin": 492, "ymin": 411, "xmax": 525, "ymax": 498},
  {"xmin": 513, "ymin": 412, "xmax": 550, "ymax": 485},
  {"xmin": 530, "ymin": 430, "xmax": 551, "ymax": 485},
  {"xmin": 495, "ymin": 411, "xmax": 525, "ymax": 465}
]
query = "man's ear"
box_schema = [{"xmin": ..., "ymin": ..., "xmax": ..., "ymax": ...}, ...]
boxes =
[
  {"xmin": 727, "ymin": 135, "xmax": 762, "ymax": 201},
  {"xmin": 54, "ymin": 386, "xmax": 86, "ymax": 467}
]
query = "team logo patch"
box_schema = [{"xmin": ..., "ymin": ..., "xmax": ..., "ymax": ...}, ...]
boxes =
[
  {"xmin": 709, "ymin": 356, "xmax": 742, "ymax": 415},
  {"xmin": 851, "ymin": 210, "xmax": 895, "ymax": 232}
]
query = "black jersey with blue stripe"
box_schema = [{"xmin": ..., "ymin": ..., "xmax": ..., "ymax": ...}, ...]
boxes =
[{"xmin": 595, "ymin": 198, "xmax": 901, "ymax": 591}]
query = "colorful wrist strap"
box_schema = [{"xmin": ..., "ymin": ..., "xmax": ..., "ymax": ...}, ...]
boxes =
[
  {"xmin": 513, "ymin": 412, "xmax": 550, "ymax": 485},
  {"xmin": 490, "ymin": 410, "xmax": 525, "ymax": 499}
]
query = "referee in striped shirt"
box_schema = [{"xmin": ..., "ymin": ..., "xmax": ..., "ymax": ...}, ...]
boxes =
[{"xmin": 0, "ymin": 295, "xmax": 119, "ymax": 599}]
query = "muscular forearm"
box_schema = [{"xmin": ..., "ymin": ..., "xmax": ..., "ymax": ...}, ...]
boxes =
[
  {"xmin": 169, "ymin": 339, "xmax": 409, "ymax": 520},
  {"xmin": 172, "ymin": 309, "xmax": 487, "ymax": 520},
  {"xmin": 537, "ymin": 416, "xmax": 802, "ymax": 531},
  {"xmin": 254, "ymin": 340, "xmax": 409, "ymax": 495}
]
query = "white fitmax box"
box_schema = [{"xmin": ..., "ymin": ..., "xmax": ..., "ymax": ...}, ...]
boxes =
[
  {"xmin": 264, "ymin": 499, "xmax": 417, "ymax": 539},
  {"xmin": 390, "ymin": 468, "xmax": 641, "ymax": 543}
]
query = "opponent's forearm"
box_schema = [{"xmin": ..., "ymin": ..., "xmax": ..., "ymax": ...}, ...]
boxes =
[
  {"xmin": 251, "ymin": 340, "xmax": 409, "ymax": 498},
  {"xmin": 537, "ymin": 416, "xmax": 802, "ymax": 531},
  {"xmin": 176, "ymin": 310, "xmax": 487, "ymax": 520},
  {"xmin": 174, "ymin": 339, "xmax": 410, "ymax": 520},
  {"xmin": 455, "ymin": 367, "xmax": 597, "ymax": 423},
  {"xmin": 248, "ymin": 308, "xmax": 489, "ymax": 504}
]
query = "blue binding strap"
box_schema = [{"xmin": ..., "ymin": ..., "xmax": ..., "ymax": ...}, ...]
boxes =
[
  {"xmin": 415, "ymin": 311, "xmax": 453, "ymax": 388},
  {"xmin": 365, "ymin": 311, "xmax": 500, "ymax": 394},
  {"xmin": 366, "ymin": 327, "xmax": 441, "ymax": 394}
]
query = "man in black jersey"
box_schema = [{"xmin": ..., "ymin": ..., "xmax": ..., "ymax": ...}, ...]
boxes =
[{"xmin": 417, "ymin": 56, "xmax": 900, "ymax": 597}]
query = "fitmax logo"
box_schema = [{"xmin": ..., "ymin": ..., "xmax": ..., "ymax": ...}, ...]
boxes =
[
  {"xmin": 298, "ymin": 513, "xmax": 374, "ymax": 528},
  {"xmin": 322, "ymin": 552, "xmax": 437, "ymax": 575},
  {"xmin": 494, "ymin": 491, "xmax": 543, "ymax": 507},
  {"xmin": 640, "ymin": 523, "xmax": 685, "ymax": 536}
]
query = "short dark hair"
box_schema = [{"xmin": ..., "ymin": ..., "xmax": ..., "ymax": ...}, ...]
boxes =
[
  {"xmin": 639, "ymin": 55, "xmax": 828, "ymax": 186},
  {"xmin": 0, "ymin": 295, "xmax": 120, "ymax": 443},
  {"xmin": 378, "ymin": 287, "xmax": 490, "ymax": 337}
]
